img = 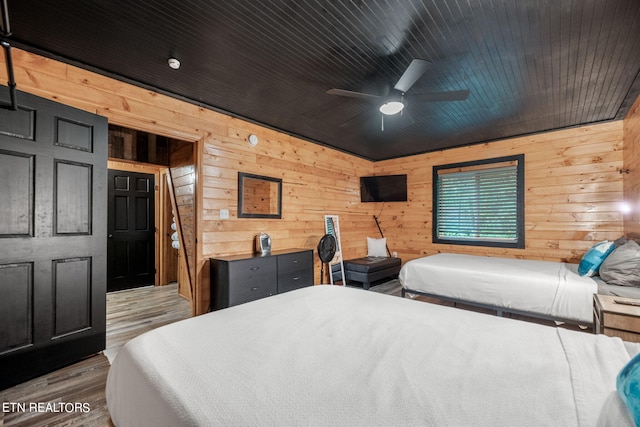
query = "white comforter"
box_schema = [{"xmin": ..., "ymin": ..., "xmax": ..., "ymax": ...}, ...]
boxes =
[
  {"xmin": 106, "ymin": 285, "xmax": 632, "ymax": 426},
  {"xmin": 399, "ymin": 253, "xmax": 598, "ymax": 323}
]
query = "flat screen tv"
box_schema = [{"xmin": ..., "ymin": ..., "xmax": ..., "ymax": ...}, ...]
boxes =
[{"xmin": 360, "ymin": 174, "xmax": 407, "ymax": 202}]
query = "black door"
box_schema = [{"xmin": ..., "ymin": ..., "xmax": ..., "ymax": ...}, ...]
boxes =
[
  {"xmin": 0, "ymin": 89, "xmax": 107, "ymax": 389},
  {"xmin": 107, "ymin": 170, "xmax": 155, "ymax": 292}
]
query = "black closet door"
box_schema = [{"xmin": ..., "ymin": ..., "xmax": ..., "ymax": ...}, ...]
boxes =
[
  {"xmin": 0, "ymin": 88, "xmax": 107, "ymax": 389},
  {"xmin": 107, "ymin": 169, "xmax": 155, "ymax": 292}
]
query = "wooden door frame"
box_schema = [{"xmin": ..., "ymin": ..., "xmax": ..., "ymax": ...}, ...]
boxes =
[
  {"xmin": 107, "ymin": 159, "xmax": 165, "ymax": 286},
  {"xmin": 106, "ymin": 125, "xmax": 201, "ymax": 314}
]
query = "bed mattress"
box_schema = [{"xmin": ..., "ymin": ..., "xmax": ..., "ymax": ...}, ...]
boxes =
[
  {"xmin": 106, "ymin": 285, "xmax": 633, "ymax": 426},
  {"xmin": 399, "ymin": 253, "xmax": 598, "ymax": 323},
  {"xmin": 597, "ymin": 278, "xmax": 640, "ymax": 299}
]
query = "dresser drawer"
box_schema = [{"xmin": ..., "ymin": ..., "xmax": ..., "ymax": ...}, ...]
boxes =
[
  {"xmin": 210, "ymin": 249, "xmax": 313, "ymax": 310},
  {"xmin": 277, "ymin": 251, "xmax": 313, "ymax": 293},
  {"xmin": 227, "ymin": 258, "xmax": 277, "ymax": 306},
  {"xmin": 602, "ymin": 311, "xmax": 640, "ymax": 332},
  {"xmin": 212, "ymin": 257, "xmax": 277, "ymax": 309}
]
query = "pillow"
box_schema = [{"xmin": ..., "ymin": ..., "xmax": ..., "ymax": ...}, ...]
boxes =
[
  {"xmin": 578, "ymin": 240, "xmax": 615, "ymax": 276},
  {"xmin": 367, "ymin": 237, "xmax": 387, "ymax": 257},
  {"xmin": 600, "ymin": 240, "xmax": 640, "ymax": 287},
  {"xmin": 617, "ymin": 352, "xmax": 640, "ymax": 426},
  {"xmin": 615, "ymin": 236, "xmax": 630, "ymax": 247}
]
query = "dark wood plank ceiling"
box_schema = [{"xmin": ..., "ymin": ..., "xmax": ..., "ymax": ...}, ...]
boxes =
[{"xmin": 5, "ymin": 0, "xmax": 640, "ymax": 161}]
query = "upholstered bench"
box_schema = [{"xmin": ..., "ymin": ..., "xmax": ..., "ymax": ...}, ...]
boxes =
[{"xmin": 337, "ymin": 256, "xmax": 402, "ymax": 290}]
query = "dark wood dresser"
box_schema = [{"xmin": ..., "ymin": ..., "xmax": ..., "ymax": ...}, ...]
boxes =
[{"xmin": 210, "ymin": 248, "xmax": 314, "ymax": 310}]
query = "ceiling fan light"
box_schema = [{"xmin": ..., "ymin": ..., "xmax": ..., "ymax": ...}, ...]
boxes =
[
  {"xmin": 167, "ymin": 57, "xmax": 181, "ymax": 70},
  {"xmin": 379, "ymin": 100, "xmax": 404, "ymax": 115}
]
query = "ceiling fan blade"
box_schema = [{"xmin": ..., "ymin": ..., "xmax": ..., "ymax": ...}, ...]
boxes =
[
  {"xmin": 393, "ymin": 59, "xmax": 430, "ymax": 93},
  {"xmin": 410, "ymin": 89, "xmax": 470, "ymax": 102},
  {"xmin": 326, "ymin": 88, "xmax": 381, "ymax": 102}
]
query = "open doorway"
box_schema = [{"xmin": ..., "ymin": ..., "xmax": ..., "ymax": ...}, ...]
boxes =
[{"xmin": 107, "ymin": 125, "xmax": 194, "ymax": 301}]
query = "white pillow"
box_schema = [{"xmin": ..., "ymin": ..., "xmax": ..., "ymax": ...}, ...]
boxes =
[
  {"xmin": 600, "ymin": 240, "xmax": 640, "ymax": 286},
  {"xmin": 367, "ymin": 237, "xmax": 387, "ymax": 257}
]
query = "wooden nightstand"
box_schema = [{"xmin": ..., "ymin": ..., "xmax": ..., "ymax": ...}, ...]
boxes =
[{"xmin": 593, "ymin": 294, "xmax": 640, "ymax": 342}]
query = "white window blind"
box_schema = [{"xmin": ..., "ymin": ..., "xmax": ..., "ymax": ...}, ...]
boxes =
[{"xmin": 433, "ymin": 155, "xmax": 524, "ymax": 248}]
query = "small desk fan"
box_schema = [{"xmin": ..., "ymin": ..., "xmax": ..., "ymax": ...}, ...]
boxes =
[{"xmin": 317, "ymin": 234, "xmax": 337, "ymax": 284}]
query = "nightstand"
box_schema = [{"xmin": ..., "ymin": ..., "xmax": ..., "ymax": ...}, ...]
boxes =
[{"xmin": 593, "ymin": 294, "xmax": 640, "ymax": 343}]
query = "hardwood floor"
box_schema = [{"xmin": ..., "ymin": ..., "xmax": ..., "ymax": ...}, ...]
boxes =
[
  {"xmin": 103, "ymin": 283, "xmax": 193, "ymax": 363},
  {"xmin": 0, "ymin": 283, "xmax": 191, "ymax": 427}
]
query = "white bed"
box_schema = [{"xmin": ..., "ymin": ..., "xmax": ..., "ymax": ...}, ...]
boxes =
[
  {"xmin": 106, "ymin": 285, "xmax": 635, "ymax": 426},
  {"xmin": 399, "ymin": 253, "xmax": 602, "ymax": 324}
]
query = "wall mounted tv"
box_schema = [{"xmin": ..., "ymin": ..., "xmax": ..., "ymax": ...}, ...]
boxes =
[{"xmin": 360, "ymin": 174, "xmax": 408, "ymax": 202}]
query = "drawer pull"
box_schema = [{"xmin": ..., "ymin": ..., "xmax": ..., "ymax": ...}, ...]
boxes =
[
  {"xmin": 292, "ymin": 260, "xmax": 299, "ymax": 264},
  {"xmin": 250, "ymin": 286, "xmax": 260, "ymax": 292},
  {"xmin": 293, "ymin": 276, "xmax": 300, "ymax": 281},
  {"xmin": 250, "ymin": 267, "xmax": 260, "ymax": 271}
]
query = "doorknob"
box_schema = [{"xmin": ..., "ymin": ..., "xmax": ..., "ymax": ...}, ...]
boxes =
[{"xmin": 108, "ymin": 234, "xmax": 113, "ymax": 239}]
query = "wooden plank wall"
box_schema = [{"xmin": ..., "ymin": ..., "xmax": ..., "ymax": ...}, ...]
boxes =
[
  {"xmin": 624, "ymin": 94, "xmax": 640, "ymax": 236},
  {"xmin": 1, "ymin": 48, "xmax": 635, "ymax": 314},
  {"xmin": 200, "ymin": 122, "xmax": 375, "ymax": 278},
  {"xmin": 0, "ymin": 49, "xmax": 376, "ymax": 315},
  {"xmin": 373, "ymin": 123, "xmax": 625, "ymax": 264}
]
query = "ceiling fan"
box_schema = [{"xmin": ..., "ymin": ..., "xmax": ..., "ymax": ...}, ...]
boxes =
[{"xmin": 327, "ymin": 59, "xmax": 469, "ymax": 130}]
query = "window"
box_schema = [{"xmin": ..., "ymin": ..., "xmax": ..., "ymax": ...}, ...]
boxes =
[{"xmin": 433, "ymin": 154, "xmax": 524, "ymax": 248}]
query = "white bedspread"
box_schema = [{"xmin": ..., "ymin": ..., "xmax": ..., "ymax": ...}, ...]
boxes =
[
  {"xmin": 106, "ymin": 285, "xmax": 632, "ymax": 426},
  {"xmin": 399, "ymin": 253, "xmax": 598, "ymax": 323}
]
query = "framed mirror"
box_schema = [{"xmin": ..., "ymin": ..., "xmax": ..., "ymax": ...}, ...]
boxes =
[{"xmin": 238, "ymin": 172, "xmax": 282, "ymax": 219}]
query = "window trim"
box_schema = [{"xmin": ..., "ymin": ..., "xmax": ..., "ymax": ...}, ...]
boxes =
[{"xmin": 432, "ymin": 154, "xmax": 525, "ymax": 249}]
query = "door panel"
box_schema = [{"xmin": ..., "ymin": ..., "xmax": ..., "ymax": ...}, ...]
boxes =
[
  {"xmin": 107, "ymin": 170, "xmax": 155, "ymax": 291},
  {"xmin": 55, "ymin": 117, "xmax": 94, "ymax": 151},
  {"xmin": 0, "ymin": 263, "xmax": 33, "ymax": 353},
  {"xmin": 52, "ymin": 257, "xmax": 91, "ymax": 337},
  {"xmin": 0, "ymin": 106, "xmax": 35, "ymax": 140},
  {"xmin": 0, "ymin": 88, "xmax": 107, "ymax": 390},
  {"xmin": 54, "ymin": 160, "xmax": 92, "ymax": 234},
  {"xmin": 0, "ymin": 150, "xmax": 33, "ymax": 236}
]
